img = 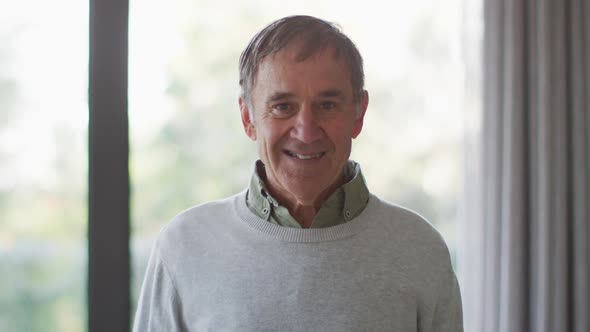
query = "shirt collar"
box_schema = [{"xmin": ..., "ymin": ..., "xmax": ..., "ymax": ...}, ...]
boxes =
[{"xmin": 246, "ymin": 160, "xmax": 369, "ymax": 228}]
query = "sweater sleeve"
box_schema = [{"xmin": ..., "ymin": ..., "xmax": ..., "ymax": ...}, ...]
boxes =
[
  {"xmin": 133, "ymin": 241, "xmax": 186, "ymax": 332},
  {"xmin": 429, "ymin": 268, "xmax": 464, "ymax": 332}
]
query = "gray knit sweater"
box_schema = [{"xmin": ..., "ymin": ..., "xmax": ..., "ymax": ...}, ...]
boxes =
[{"xmin": 133, "ymin": 191, "xmax": 463, "ymax": 331}]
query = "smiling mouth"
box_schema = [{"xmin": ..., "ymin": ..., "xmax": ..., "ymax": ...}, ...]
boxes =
[{"xmin": 284, "ymin": 150, "xmax": 325, "ymax": 160}]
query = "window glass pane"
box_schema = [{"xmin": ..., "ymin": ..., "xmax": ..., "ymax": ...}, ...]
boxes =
[
  {"xmin": 130, "ymin": 0, "xmax": 481, "ymax": 311},
  {"xmin": 0, "ymin": 1, "xmax": 88, "ymax": 331}
]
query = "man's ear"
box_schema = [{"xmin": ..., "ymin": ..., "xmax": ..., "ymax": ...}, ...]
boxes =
[
  {"xmin": 239, "ymin": 96, "xmax": 257, "ymax": 141},
  {"xmin": 352, "ymin": 90, "xmax": 369, "ymax": 139}
]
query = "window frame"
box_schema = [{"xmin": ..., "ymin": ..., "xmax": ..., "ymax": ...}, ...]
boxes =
[{"xmin": 88, "ymin": 0, "xmax": 131, "ymax": 331}]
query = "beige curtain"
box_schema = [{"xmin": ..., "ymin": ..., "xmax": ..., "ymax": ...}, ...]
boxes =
[{"xmin": 462, "ymin": 0, "xmax": 590, "ymax": 331}]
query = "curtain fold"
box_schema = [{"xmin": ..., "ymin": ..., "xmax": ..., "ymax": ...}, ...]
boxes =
[{"xmin": 464, "ymin": 0, "xmax": 590, "ymax": 331}]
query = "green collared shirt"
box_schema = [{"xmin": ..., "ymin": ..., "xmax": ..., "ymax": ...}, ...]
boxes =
[{"xmin": 246, "ymin": 160, "xmax": 370, "ymax": 228}]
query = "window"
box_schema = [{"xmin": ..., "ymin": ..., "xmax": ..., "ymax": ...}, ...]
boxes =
[
  {"xmin": 1, "ymin": 1, "xmax": 481, "ymax": 330},
  {"xmin": 0, "ymin": 1, "xmax": 88, "ymax": 331}
]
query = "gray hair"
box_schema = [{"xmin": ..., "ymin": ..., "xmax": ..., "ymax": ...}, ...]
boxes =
[{"xmin": 239, "ymin": 15, "xmax": 365, "ymax": 115}]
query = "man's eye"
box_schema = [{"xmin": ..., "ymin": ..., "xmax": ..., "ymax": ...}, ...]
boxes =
[
  {"xmin": 274, "ymin": 103, "xmax": 290, "ymax": 111},
  {"xmin": 319, "ymin": 102, "xmax": 336, "ymax": 110},
  {"xmin": 271, "ymin": 103, "xmax": 293, "ymax": 116}
]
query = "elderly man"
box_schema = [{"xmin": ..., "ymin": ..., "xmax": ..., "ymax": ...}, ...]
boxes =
[{"xmin": 134, "ymin": 15, "xmax": 463, "ymax": 331}]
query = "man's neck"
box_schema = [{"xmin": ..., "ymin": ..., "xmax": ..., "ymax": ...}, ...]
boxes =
[
  {"xmin": 290, "ymin": 204, "xmax": 318, "ymax": 228},
  {"xmin": 260, "ymin": 165, "xmax": 348, "ymax": 228}
]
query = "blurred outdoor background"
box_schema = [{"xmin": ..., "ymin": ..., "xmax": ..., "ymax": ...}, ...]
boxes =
[{"xmin": 0, "ymin": 0, "xmax": 481, "ymax": 330}]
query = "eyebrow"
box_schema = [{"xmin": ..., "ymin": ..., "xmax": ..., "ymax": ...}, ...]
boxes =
[
  {"xmin": 317, "ymin": 89, "xmax": 345, "ymax": 99},
  {"xmin": 266, "ymin": 92, "xmax": 295, "ymax": 103},
  {"xmin": 266, "ymin": 90, "xmax": 346, "ymax": 103}
]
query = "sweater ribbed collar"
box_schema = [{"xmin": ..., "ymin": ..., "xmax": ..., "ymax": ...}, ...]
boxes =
[{"xmin": 235, "ymin": 189, "xmax": 374, "ymax": 242}]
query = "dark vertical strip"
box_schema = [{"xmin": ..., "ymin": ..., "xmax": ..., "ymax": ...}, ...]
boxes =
[
  {"xmin": 482, "ymin": 1, "xmax": 505, "ymax": 330},
  {"xmin": 552, "ymin": 0, "xmax": 572, "ymax": 330},
  {"xmin": 88, "ymin": 0, "xmax": 130, "ymax": 331},
  {"xmin": 521, "ymin": 0, "xmax": 531, "ymax": 330},
  {"xmin": 580, "ymin": 2, "xmax": 590, "ymax": 331},
  {"xmin": 564, "ymin": 0, "xmax": 575, "ymax": 330}
]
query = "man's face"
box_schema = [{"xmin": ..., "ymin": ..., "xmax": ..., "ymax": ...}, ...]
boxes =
[{"xmin": 240, "ymin": 44, "xmax": 368, "ymax": 207}]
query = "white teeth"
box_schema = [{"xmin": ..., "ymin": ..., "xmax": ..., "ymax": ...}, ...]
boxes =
[{"xmin": 286, "ymin": 151, "xmax": 323, "ymax": 160}]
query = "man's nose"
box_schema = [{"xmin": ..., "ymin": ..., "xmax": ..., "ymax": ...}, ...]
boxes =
[{"xmin": 290, "ymin": 105, "xmax": 323, "ymax": 144}]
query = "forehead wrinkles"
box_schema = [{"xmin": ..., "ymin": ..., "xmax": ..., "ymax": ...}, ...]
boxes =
[
  {"xmin": 251, "ymin": 52, "xmax": 355, "ymax": 110},
  {"xmin": 252, "ymin": 45, "xmax": 343, "ymax": 91}
]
